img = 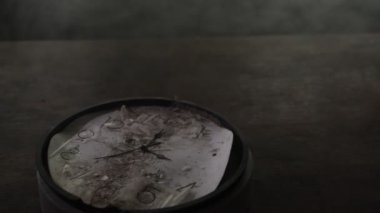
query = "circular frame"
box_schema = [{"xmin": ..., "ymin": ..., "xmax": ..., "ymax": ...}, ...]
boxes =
[{"xmin": 36, "ymin": 98, "xmax": 249, "ymax": 213}]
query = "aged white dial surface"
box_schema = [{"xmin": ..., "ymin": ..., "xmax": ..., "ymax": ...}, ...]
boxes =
[{"xmin": 48, "ymin": 105, "xmax": 233, "ymax": 210}]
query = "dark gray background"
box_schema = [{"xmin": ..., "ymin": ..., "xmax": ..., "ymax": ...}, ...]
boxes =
[
  {"xmin": 1, "ymin": 35, "xmax": 380, "ymax": 212},
  {"xmin": 1, "ymin": 0, "xmax": 380, "ymax": 40},
  {"xmin": 1, "ymin": 1, "xmax": 380, "ymax": 212}
]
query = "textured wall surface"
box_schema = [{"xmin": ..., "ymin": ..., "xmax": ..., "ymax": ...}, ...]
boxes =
[
  {"xmin": 1, "ymin": 34, "xmax": 380, "ymax": 212},
  {"xmin": 1, "ymin": 0, "xmax": 380, "ymax": 40}
]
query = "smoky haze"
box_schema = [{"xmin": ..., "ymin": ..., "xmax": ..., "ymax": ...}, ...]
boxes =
[{"xmin": 1, "ymin": 0, "xmax": 380, "ymax": 40}]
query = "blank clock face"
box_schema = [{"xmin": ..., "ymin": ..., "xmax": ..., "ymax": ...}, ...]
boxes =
[{"xmin": 48, "ymin": 105, "xmax": 233, "ymax": 210}]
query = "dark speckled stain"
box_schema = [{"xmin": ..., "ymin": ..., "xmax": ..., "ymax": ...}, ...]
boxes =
[{"xmin": 1, "ymin": 35, "xmax": 380, "ymax": 212}]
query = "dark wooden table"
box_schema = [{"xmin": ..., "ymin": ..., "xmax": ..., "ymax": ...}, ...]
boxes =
[{"xmin": 1, "ymin": 35, "xmax": 380, "ymax": 212}]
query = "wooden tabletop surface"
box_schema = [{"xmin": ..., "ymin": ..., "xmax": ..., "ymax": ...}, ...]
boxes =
[{"xmin": 1, "ymin": 34, "xmax": 379, "ymax": 212}]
